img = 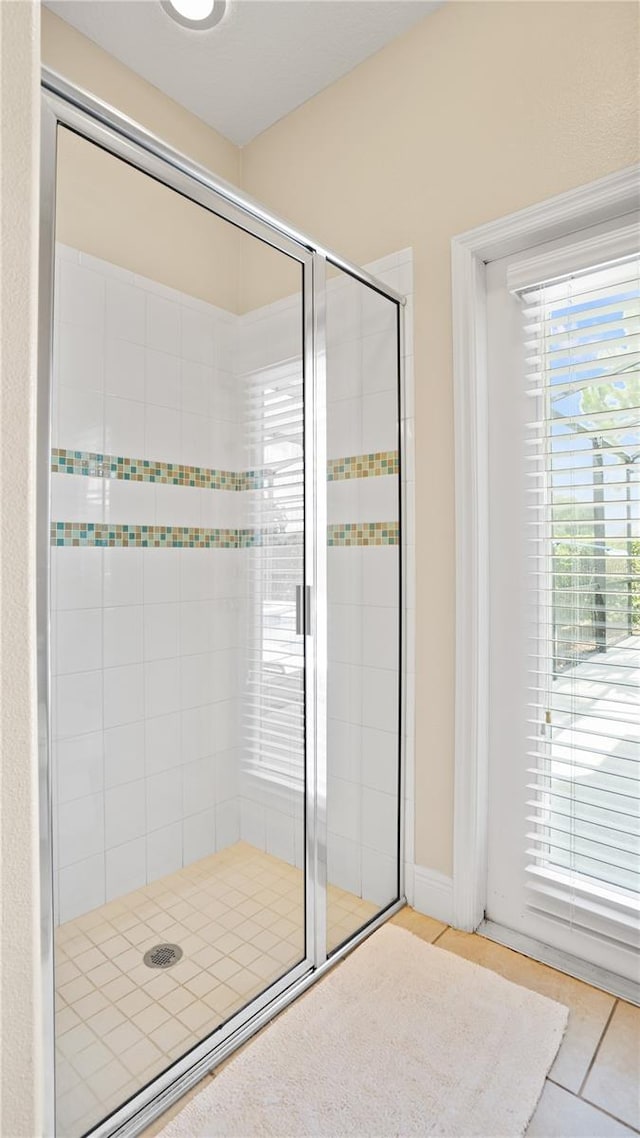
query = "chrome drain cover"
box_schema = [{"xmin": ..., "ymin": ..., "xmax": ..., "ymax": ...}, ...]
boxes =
[{"xmin": 143, "ymin": 943, "xmax": 183, "ymax": 969}]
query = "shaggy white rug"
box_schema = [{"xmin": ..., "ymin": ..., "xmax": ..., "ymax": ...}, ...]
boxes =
[{"xmin": 160, "ymin": 924, "xmax": 568, "ymax": 1138}]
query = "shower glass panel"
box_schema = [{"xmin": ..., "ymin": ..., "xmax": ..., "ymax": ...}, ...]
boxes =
[
  {"xmin": 325, "ymin": 267, "xmax": 401, "ymax": 952},
  {"xmin": 50, "ymin": 128, "xmax": 307, "ymax": 1138}
]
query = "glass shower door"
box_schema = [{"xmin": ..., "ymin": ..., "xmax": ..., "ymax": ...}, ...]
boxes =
[
  {"xmin": 324, "ymin": 266, "xmax": 402, "ymax": 952},
  {"xmin": 49, "ymin": 126, "xmax": 312, "ymax": 1138}
]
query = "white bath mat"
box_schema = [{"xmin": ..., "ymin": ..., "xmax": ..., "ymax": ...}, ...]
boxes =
[{"xmin": 160, "ymin": 924, "xmax": 568, "ymax": 1138}]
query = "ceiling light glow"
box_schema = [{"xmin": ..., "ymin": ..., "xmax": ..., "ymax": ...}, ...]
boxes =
[
  {"xmin": 162, "ymin": 0, "xmax": 226, "ymax": 30},
  {"xmin": 169, "ymin": 0, "xmax": 213, "ymax": 20}
]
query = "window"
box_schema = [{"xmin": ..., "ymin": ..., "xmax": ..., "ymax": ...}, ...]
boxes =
[{"xmin": 517, "ymin": 254, "xmax": 639, "ymax": 945}]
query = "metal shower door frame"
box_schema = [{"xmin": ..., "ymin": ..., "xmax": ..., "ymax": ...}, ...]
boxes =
[{"xmin": 38, "ymin": 70, "xmax": 405, "ymax": 1138}]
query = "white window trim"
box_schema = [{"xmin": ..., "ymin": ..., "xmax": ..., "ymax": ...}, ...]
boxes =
[{"xmin": 451, "ymin": 165, "xmax": 640, "ymax": 938}]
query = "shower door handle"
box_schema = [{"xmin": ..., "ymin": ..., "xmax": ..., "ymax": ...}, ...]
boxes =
[{"xmin": 295, "ymin": 585, "xmax": 311, "ymax": 636}]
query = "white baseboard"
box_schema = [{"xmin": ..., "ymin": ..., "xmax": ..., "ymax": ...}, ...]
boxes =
[{"xmin": 411, "ymin": 864, "xmax": 454, "ymax": 925}]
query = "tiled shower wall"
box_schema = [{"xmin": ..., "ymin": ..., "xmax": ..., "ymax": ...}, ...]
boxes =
[
  {"xmin": 51, "ymin": 246, "xmax": 245, "ymax": 923},
  {"xmin": 51, "ymin": 243, "xmax": 412, "ymax": 923}
]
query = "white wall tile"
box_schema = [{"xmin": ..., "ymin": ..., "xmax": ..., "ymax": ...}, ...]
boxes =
[
  {"xmin": 214, "ymin": 749, "xmax": 238, "ymax": 803},
  {"xmin": 327, "ymin": 338, "xmax": 361, "ymax": 403},
  {"xmin": 58, "ymin": 322, "xmax": 104, "ymax": 394},
  {"xmin": 182, "ymin": 757, "xmax": 216, "ymax": 817},
  {"xmin": 155, "ymin": 483, "xmax": 201, "ymax": 528},
  {"xmin": 147, "ymin": 767, "xmax": 182, "ymax": 831},
  {"xmin": 51, "ymin": 472, "xmax": 104, "ymax": 524},
  {"xmin": 104, "ymin": 396, "xmax": 145, "ymax": 457},
  {"xmin": 145, "ymin": 658, "xmax": 181, "ymax": 719},
  {"xmin": 103, "ymin": 549, "xmax": 143, "ymax": 607},
  {"xmin": 326, "ymin": 279, "xmax": 360, "ymax": 345},
  {"xmin": 59, "ymin": 854, "xmax": 105, "ymax": 923},
  {"xmin": 361, "ymin": 666, "xmax": 399, "ymax": 734},
  {"xmin": 104, "ymin": 663, "xmax": 144, "ymax": 728},
  {"xmin": 183, "ymin": 808, "xmax": 216, "ymax": 864},
  {"xmin": 106, "ymin": 279, "xmax": 146, "ymax": 345},
  {"xmin": 105, "ymin": 338, "xmax": 145, "ymax": 403},
  {"xmin": 181, "ymin": 411, "xmax": 211, "ymax": 467},
  {"xmin": 105, "ymin": 780, "xmax": 146, "ymax": 849},
  {"xmin": 105, "ymin": 839, "xmax": 146, "ymax": 902},
  {"xmin": 144, "ymin": 602, "xmax": 179, "ymax": 661},
  {"xmin": 145, "ymin": 404, "xmax": 181, "ymax": 464},
  {"xmin": 59, "ymin": 261, "xmax": 105, "ymax": 330},
  {"xmin": 55, "ymin": 732, "xmax": 104, "ymax": 805},
  {"xmin": 145, "ymin": 348, "xmax": 181, "ymax": 410},
  {"xmin": 104, "ymin": 722, "xmax": 145, "ymax": 788},
  {"xmin": 181, "ymin": 306, "xmax": 214, "ymax": 366},
  {"xmin": 179, "ymin": 600, "xmax": 212, "ymax": 656},
  {"xmin": 327, "ymin": 719, "xmax": 362, "ymax": 784},
  {"xmin": 56, "ymin": 671, "xmax": 102, "ymax": 739},
  {"xmin": 146, "ymin": 823, "xmax": 182, "ymax": 882},
  {"xmin": 328, "ymin": 603, "xmax": 362, "ymax": 666},
  {"xmin": 327, "ymin": 662, "xmax": 362, "ymax": 725},
  {"xmin": 361, "ymin": 286, "xmax": 396, "ymax": 339},
  {"xmin": 143, "ymin": 549, "xmax": 179, "ymax": 604},
  {"xmin": 145, "ymin": 712, "xmax": 181, "ymax": 776},
  {"xmin": 361, "ymin": 787, "xmax": 397, "ymax": 857},
  {"xmin": 327, "ymin": 776, "xmax": 360, "ymax": 841},
  {"xmin": 146, "ymin": 294, "xmax": 180, "ymax": 357},
  {"xmin": 327, "ymin": 396, "xmax": 361, "ymax": 458},
  {"xmin": 362, "ymin": 390, "xmax": 398, "ymax": 453},
  {"xmin": 327, "ymin": 833, "xmax": 361, "ymax": 895},
  {"xmin": 362, "ymin": 329, "xmax": 398, "ymax": 396},
  {"xmin": 361, "ymin": 605, "xmax": 399, "ymax": 671},
  {"xmin": 181, "ymin": 361, "xmax": 212, "ymax": 417},
  {"xmin": 56, "ymin": 609, "xmax": 102, "ymax": 675},
  {"xmin": 361, "ymin": 727, "xmax": 398, "ymax": 796},
  {"xmin": 361, "ymin": 847, "xmax": 397, "ymax": 906},
  {"xmin": 215, "ymin": 800, "xmax": 239, "ymax": 852},
  {"xmin": 58, "ymin": 387, "xmax": 104, "ymax": 453},
  {"xmin": 328, "ymin": 548, "xmax": 362, "ymax": 605},
  {"xmin": 103, "ymin": 605, "xmax": 144, "ymax": 668},
  {"xmin": 181, "ymin": 705, "xmax": 215, "ymax": 764},
  {"xmin": 361, "ymin": 546, "xmax": 399, "ymax": 607},
  {"xmin": 58, "ymin": 793, "xmax": 104, "ymax": 867},
  {"xmin": 266, "ymin": 810, "xmax": 295, "ymax": 866},
  {"xmin": 103, "ymin": 478, "xmax": 155, "ymax": 527},
  {"xmin": 239, "ymin": 798, "xmax": 265, "ymax": 849}
]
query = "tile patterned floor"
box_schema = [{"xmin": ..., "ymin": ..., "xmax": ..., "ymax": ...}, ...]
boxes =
[
  {"xmin": 54, "ymin": 841, "xmax": 376, "ymax": 1138},
  {"xmin": 142, "ymin": 908, "xmax": 640, "ymax": 1138}
]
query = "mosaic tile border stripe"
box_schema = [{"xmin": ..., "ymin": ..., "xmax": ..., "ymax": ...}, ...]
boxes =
[
  {"xmin": 51, "ymin": 449, "xmax": 399, "ymax": 488},
  {"xmin": 51, "ymin": 523, "xmax": 240, "ymax": 548},
  {"xmin": 50, "ymin": 449, "xmax": 264, "ymax": 492},
  {"xmin": 328, "ymin": 522, "xmax": 399, "ymax": 546},
  {"xmin": 51, "ymin": 522, "xmax": 399, "ymax": 548},
  {"xmin": 327, "ymin": 451, "xmax": 398, "ymax": 481}
]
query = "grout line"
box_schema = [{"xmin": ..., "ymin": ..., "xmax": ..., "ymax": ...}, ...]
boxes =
[
  {"xmin": 546, "ymin": 1075, "xmax": 640, "ymax": 1135},
  {"xmin": 577, "ymin": 997, "xmax": 618, "ymax": 1098},
  {"xmin": 430, "ymin": 925, "xmax": 450, "ymax": 946}
]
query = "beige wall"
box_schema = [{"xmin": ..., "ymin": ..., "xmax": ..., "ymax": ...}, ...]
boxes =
[
  {"xmin": 43, "ymin": 8, "xmax": 244, "ymax": 310},
  {"xmin": 243, "ymin": 0, "xmax": 640, "ymax": 875},
  {"xmin": 0, "ymin": 3, "xmax": 43, "ymax": 1136}
]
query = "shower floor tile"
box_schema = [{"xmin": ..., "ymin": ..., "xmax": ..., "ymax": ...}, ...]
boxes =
[{"xmin": 55, "ymin": 842, "xmax": 376, "ymax": 1137}]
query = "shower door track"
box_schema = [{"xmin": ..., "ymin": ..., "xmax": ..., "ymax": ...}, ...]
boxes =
[{"xmin": 38, "ymin": 68, "xmax": 407, "ymax": 1138}]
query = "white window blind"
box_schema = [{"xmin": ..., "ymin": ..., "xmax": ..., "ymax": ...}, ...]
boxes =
[
  {"xmin": 519, "ymin": 253, "xmax": 640, "ymax": 951},
  {"xmin": 243, "ymin": 358, "xmax": 305, "ymax": 794}
]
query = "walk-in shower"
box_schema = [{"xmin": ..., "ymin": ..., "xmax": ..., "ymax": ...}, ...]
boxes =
[{"xmin": 39, "ymin": 71, "xmax": 409, "ymax": 1138}]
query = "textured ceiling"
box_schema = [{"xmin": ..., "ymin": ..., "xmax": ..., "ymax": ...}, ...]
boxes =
[{"xmin": 44, "ymin": 0, "xmax": 442, "ymax": 145}]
